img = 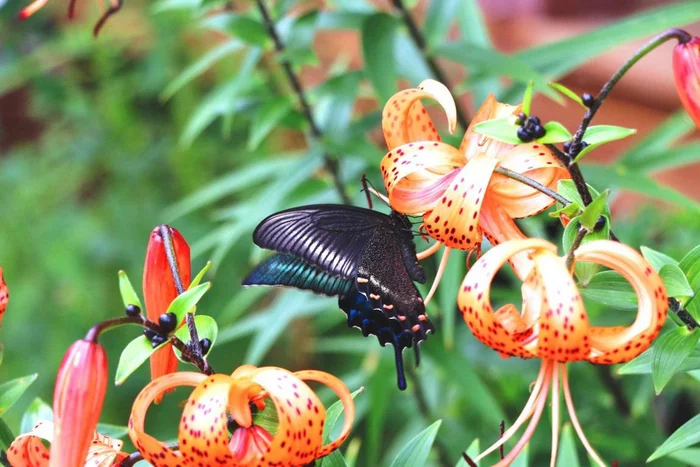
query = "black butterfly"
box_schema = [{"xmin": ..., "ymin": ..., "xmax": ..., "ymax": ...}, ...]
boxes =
[{"xmin": 242, "ymin": 204, "xmax": 434, "ymax": 390}]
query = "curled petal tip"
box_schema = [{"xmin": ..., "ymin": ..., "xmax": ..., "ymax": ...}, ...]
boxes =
[{"xmin": 417, "ymin": 79, "xmax": 458, "ymax": 134}]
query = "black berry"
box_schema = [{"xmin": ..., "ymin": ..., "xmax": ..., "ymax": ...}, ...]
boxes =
[
  {"xmin": 593, "ymin": 215, "xmax": 607, "ymax": 232},
  {"xmin": 200, "ymin": 338, "xmax": 212, "ymax": 354},
  {"xmin": 158, "ymin": 312, "xmax": 177, "ymax": 333},
  {"xmin": 580, "ymin": 141, "xmax": 589, "ymax": 149},
  {"xmin": 517, "ymin": 127, "xmax": 534, "ymax": 142},
  {"xmin": 526, "ymin": 116, "xmax": 541, "ymax": 126},
  {"xmin": 517, "ymin": 112, "xmax": 526, "ymax": 125},
  {"xmin": 532, "ymin": 125, "xmax": 546, "ymax": 139},
  {"xmin": 563, "ymin": 142, "xmax": 571, "ymax": 153},
  {"xmin": 151, "ymin": 334, "xmax": 166, "ymax": 348},
  {"xmin": 125, "ymin": 304, "xmax": 141, "ymax": 317},
  {"xmin": 582, "ymin": 93, "xmax": 595, "ymax": 107},
  {"xmin": 143, "ymin": 329, "xmax": 157, "ymax": 340}
]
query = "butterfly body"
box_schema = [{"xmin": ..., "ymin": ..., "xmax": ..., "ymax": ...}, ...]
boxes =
[{"xmin": 243, "ymin": 204, "xmax": 434, "ymax": 390}]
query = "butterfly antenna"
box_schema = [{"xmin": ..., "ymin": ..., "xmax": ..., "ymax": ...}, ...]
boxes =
[
  {"xmin": 360, "ymin": 174, "xmax": 390, "ymax": 207},
  {"xmin": 392, "ymin": 339, "xmax": 408, "ymax": 391}
]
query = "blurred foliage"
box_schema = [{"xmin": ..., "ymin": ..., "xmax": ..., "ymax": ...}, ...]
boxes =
[{"xmin": 1, "ymin": 0, "xmax": 700, "ymax": 465}]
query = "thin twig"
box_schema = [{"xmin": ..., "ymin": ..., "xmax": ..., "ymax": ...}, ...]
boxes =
[
  {"xmin": 494, "ymin": 166, "xmax": 570, "ymax": 205},
  {"xmin": 390, "ymin": 0, "xmax": 469, "ymax": 129},
  {"xmin": 255, "ymin": 0, "xmax": 350, "ymax": 204},
  {"xmin": 670, "ymin": 298, "xmax": 700, "ymax": 329},
  {"xmin": 565, "ymin": 227, "xmax": 588, "ymax": 271}
]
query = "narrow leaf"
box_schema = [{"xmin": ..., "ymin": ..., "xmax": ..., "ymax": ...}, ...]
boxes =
[
  {"xmin": 659, "ymin": 264, "xmax": 694, "ymax": 299},
  {"xmin": 189, "ymin": 261, "xmax": 212, "ymax": 290},
  {"xmin": 173, "ymin": 315, "xmax": 218, "ymax": 360},
  {"xmin": 247, "ymin": 99, "xmax": 292, "ymax": 151},
  {"xmin": 652, "ymin": 327, "xmax": 700, "ymax": 394},
  {"xmin": 536, "ymin": 121, "xmax": 572, "ymax": 144},
  {"xmin": 640, "ymin": 246, "xmax": 679, "ymax": 271},
  {"xmin": 582, "ymin": 125, "xmax": 637, "ymax": 146},
  {"xmin": 423, "ymin": 0, "xmax": 460, "ymax": 50},
  {"xmin": 473, "ymin": 116, "xmax": 521, "ymax": 144},
  {"xmin": 522, "ymin": 81, "xmax": 535, "ymax": 116},
  {"xmin": 556, "ymin": 424, "xmax": 581, "ymax": 467},
  {"xmin": 579, "ymin": 190, "xmax": 609, "ymax": 230},
  {"xmin": 549, "ymin": 82, "xmax": 585, "ymax": 107},
  {"xmin": 95, "ymin": 423, "xmax": 129, "ymax": 439},
  {"xmin": 0, "ymin": 374, "xmax": 38, "ymax": 417},
  {"xmin": 166, "ymin": 282, "xmax": 211, "ymax": 324},
  {"xmin": 0, "ymin": 418, "xmax": 13, "ymax": 451},
  {"xmin": 20, "ymin": 397, "xmax": 53, "ymax": 434},
  {"xmin": 388, "ymin": 420, "xmax": 442, "ymax": 467},
  {"xmin": 618, "ymin": 347, "xmax": 700, "ymax": 375},
  {"xmin": 115, "ymin": 336, "xmax": 163, "ymax": 385},
  {"xmin": 118, "ymin": 270, "xmax": 142, "ymax": 309},
  {"xmin": 647, "ymin": 413, "xmax": 700, "ymax": 462},
  {"xmin": 362, "ymin": 13, "xmax": 398, "ymax": 101},
  {"xmin": 581, "ymin": 270, "xmax": 637, "ymax": 310}
]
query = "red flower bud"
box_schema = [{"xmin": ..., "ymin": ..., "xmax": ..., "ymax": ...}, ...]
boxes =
[
  {"xmin": 143, "ymin": 225, "xmax": 191, "ymax": 400},
  {"xmin": 51, "ymin": 339, "xmax": 108, "ymax": 467},
  {"xmin": 673, "ymin": 36, "xmax": 700, "ymax": 128},
  {"xmin": 0, "ymin": 267, "xmax": 8, "ymax": 327}
]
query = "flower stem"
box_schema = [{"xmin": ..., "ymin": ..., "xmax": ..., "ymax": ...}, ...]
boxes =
[
  {"xmin": 255, "ymin": 0, "xmax": 350, "ymax": 205},
  {"xmin": 565, "ymin": 226, "xmax": 589, "ymax": 271},
  {"xmin": 390, "ymin": 0, "xmax": 469, "ymax": 130},
  {"xmin": 670, "ymin": 297, "xmax": 700, "ymax": 329},
  {"xmin": 84, "ymin": 315, "xmax": 160, "ymax": 343},
  {"xmin": 564, "ymin": 28, "xmax": 692, "ymax": 205},
  {"xmin": 160, "ymin": 225, "xmax": 213, "ymax": 375},
  {"xmin": 494, "ymin": 166, "xmax": 570, "ymax": 205}
]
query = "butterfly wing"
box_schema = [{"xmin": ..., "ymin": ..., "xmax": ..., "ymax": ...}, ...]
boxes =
[
  {"xmin": 243, "ymin": 253, "xmax": 353, "ymax": 297},
  {"xmin": 339, "ymin": 224, "xmax": 434, "ymax": 390},
  {"xmin": 252, "ymin": 205, "xmax": 388, "ymax": 279}
]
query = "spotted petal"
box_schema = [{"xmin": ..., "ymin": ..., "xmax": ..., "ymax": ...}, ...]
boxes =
[
  {"xmin": 459, "ymin": 94, "xmax": 521, "ymax": 161},
  {"xmin": 574, "ymin": 240, "xmax": 668, "ymax": 364},
  {"xmin": 382, "ymin": 79, "xmax": 456, "ymax": 150}
]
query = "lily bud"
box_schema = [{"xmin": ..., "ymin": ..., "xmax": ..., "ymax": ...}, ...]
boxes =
[
  {"xmin": 51, "ymin": 339, "xmax": 108, "ymax": 467},
  {"xmin": 143, "ymin": 225, "xmax": 191, "ymax": 400},
  {"xmin": 673, "ymin": 36, "xmax": 700, "ymax": 128}
]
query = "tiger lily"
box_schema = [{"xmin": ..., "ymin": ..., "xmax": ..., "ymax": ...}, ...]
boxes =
[
  {"xmin": 7, "ymin": 421, "xmax": 128, "ymax": 466},
  {"xmin": 673, "ymin": 35, "xmax": 700, "ymax": 128},
  {"xmin": 128, "ymin": 365, "xmax": 355, "ymax": 466},
  {"xmin": 380, "ymin": 80, "xmax": 569, "ymax": 303},
  {"xmin": 0, "ymin": 266, "xmax": 7, "ymax": 327},
  {"xmin": 143, "ymin": 225, "xmax": 191, "ymax": 402},
  {"xmin": 19, "ymin": 0, "xmax": 122, "ymax": 35},
  {"xmin": 458, "ymin": 238, "xmax": 667, "ymax": 466}
]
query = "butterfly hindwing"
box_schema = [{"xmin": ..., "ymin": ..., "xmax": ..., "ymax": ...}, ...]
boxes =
[{"xmin": 242, "ymin": 253, "xmax": 353, "ymax": 297}]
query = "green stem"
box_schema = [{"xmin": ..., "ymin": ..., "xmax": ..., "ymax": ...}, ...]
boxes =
[
  {"xmin": 494, "ymin": 167, "xmax": 570, "ymax": 206},
  {"xmin": 564, "ymin": 226, "xmax": 588, "ymax": 271}
]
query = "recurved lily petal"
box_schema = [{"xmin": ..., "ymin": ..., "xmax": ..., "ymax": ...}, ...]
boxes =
[
  {"xmin": 382, "ymin": 79, "xmax": 456, "ymax": 150},
  {"xmin": 574, "ymin": 240, "xmax": 667, "ymax": 363},
  {"xmin": 143, "ymin": 225, "xmax": 192, "ymax": 399},
  {"xmin": 459, "ymin": 94, "xmax": 520, "ymax": 160},
  {"xmin": 128, "ymin": 367, "xmax": 354, "ymax": 466},
  {"xmin": 7, "ymin": 421, "xmax": 128, "ymax": 467},
  {"xmin": 0, "ymin": 266, "xmax": 7, "ymax": 327}
]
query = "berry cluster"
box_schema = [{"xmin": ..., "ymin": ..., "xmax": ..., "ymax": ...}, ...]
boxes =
[
  {"xmin": 143, "ymin": 311, "xmax": 177, "ymax": 348},
  {"xmin": 516, "ymin": 113, "xmax": 546, "ymax": 142}
]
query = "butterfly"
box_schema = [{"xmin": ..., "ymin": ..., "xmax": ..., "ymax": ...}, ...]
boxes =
[{"xmin": 242, "ymin": 204, "xmax": 434, "ymax": 390}]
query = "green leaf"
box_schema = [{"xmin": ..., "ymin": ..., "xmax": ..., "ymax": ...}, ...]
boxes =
[
  {"xmin": 0, "ymin": 418, "xmax": 14, "ymax": 451},
  {"xmin": 618, "ymin": 347, "xmax": 700, "ymax": 375},
  {"xmin": 423, "ymin": 0, "xmax": 460, "ymax": 50},
  {"xmin": 252, "ymin": 397, "xmax": 279, "ymax": 435},
  {"xmin": 572, "ymin": 125, "xmax": 638, "ymax": 163},
  {"xmin": 652, "ymin": 327, "xmax": 700, "ymax": 394},
  {"xmin": 536, "ymin": 121, "xmax": 572, "ymax": 144},
  {"xmin": 457, "ymin": 0, "xmax": 497, "ymax": 104},
  {"xmin": 323, "ymin": 388, "xmax": 364, "ymax": 443},
  {"xmin": 680, "ymin": 245, "xmax": 700, "ymax": 297},
  {"xmin": 248, "ymin": 99, "xmax": 293, "ymax": 151},
  {"xmin": 580, "ymin": 270, "xmax": 637, "ymax": 310},
  {"xmin": 640, "ymin": 246, "xmax": 679, "ymax": 271},
  {"xmin": 189, "ymin": 261, "xmax": 212, "ymax": 290},
  {"xmin": 579, "ymin": 190, "xmax": 609, "ymax": 230},
  {"xmin": 314, "ymin": 71, "xmax": 362, "ymax": 140},
  {"xmin": 115, "ymin": 336, "xmax": 163, "ymax": 385},
  {"xmin": 659, "ymin": 264, "xmax": 694, "ymax": 299},
  {"xmin": 388, "ymin": 420, "xmax": 442, "ymax": 467},
  {"xmin": 619, "ymin": 109, "xmax": 696, "ymax": 166},
  {"xmin": 438, "ymin": 247, "xmax": 464, "ymax": 349},
  {"xmin": 668, "ymin": 448, "xmax": 700, "ymax": 466},
  {"xmin": 563, "ymin": 216, "xmax": 610, "ymax": 286},
  {"xmin": 549, "ymin": 82, "xmax": 585, "ymax": 107},
  {"xmin": 362, "ymin": 13, "xmax": 398, "ymax": 102},
  {"xmin": 473, "ymin": 116, "xmax": 521, "ymax": 144},
  {"xmin": 622, "ymin": 143, "xmax": 700, "ymax": 173},
  {"xmin": 166, "ymin": 282, "xmax": 211, "ymax": 324},
  {"xmin": 0, "ymin": 374, "xmax": 38, "ymax": 417},
  {"xmin": 522, "ymin": 81, "xmax": 535, "ymax": 116},
  {"xmin": 118, "ymin": 270, "xmax": 142, "ymax": 309},
  {"xmin": 556, "ymin": 424, "xmax": 581, "ymax": 467},
  {"xmin": 647, "ymin": 413, "xmax": 700, "ymax": 462},
  {"xmin": 201, "ymin": 14, "xmax": 268, "ymax": 47},
  {"xmin": 173, "ymin": 315, "xmax": 218, "ymax": 360},
  {"xmin": 20, "ymin": 397, "xmax": 53, "ymax": 434},
  {"xmin": 456, "ymin": 438, "xmax": 480, "ymax": 466},
  {"xmin": 160, "ymin": 39, "xmax": 243, "ymax": 102}
]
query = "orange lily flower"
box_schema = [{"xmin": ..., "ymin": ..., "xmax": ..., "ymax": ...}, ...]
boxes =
[
  {"xmin": 143, "ymin": 225, "xmax": 191, "ymax": 401},
  {"xmin": 380, "ymin": 80, "xmax": 569, "ymax": 303},
  {"xmin": 7, "ymin": 421, "xmax": 128, "ymax": 466},
  {"xmin": 51, "ymin": 339, "xmax": 109, "ymax": 467},
  {"xmin": 673, "ymin": 36, "xmax": 700, "ymax": 128},
  {"xmin": 128, "ymin": 365, "xmax": 355, "ymax": 466},
  {"xmin": 458, "ymin": 238, "xmax": 667, "ymax": 466},
  {"xmin": 0, "ymin": 266, "xmax": 7, "ymax": 327}
]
